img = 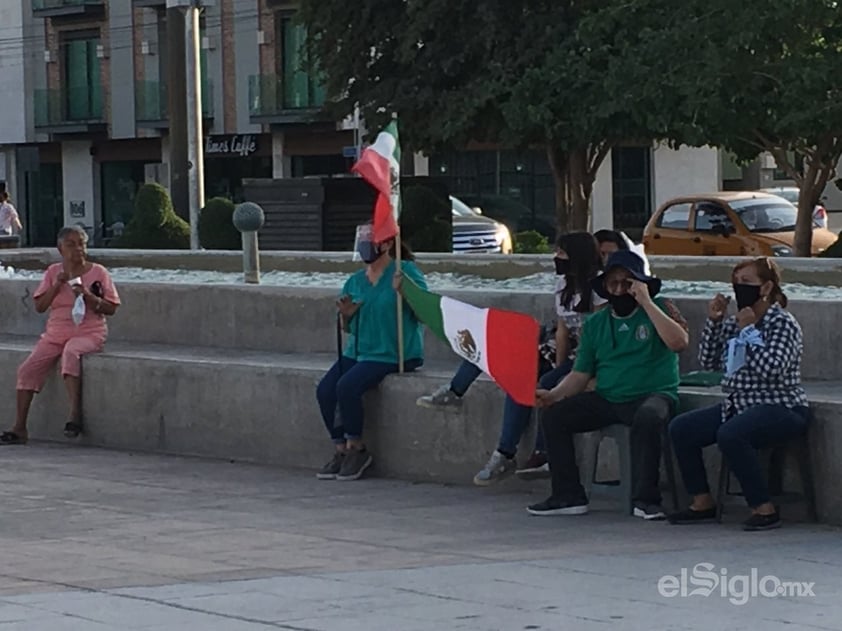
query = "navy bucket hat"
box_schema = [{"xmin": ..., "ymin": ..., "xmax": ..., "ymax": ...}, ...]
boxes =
[{"xmin": 592, "ymin": 250, "xmax": 662, "ymax": 300}]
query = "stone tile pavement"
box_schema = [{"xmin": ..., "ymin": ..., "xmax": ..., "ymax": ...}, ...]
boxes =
[{"xmin": 1, "ymin": 444, "xmax": 840, "ymax": 630}]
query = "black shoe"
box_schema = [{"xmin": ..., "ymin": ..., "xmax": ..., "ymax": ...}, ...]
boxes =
[
  {"xmin": 527, "ymin": 496, "xmax": 589, "ymax": 516},
  {"xmin": 63, "ymin": 421, "xmax": 83, "ymax": 439},
  {"xmin": 742, "ymin": 511, "xmax": 781, "ymax": 531},
  {"xmin": 633, "ymin": 501, "xmax": 666, "ymax": 521},
  {"xmin": 336, "ymin": 449, "xmax": 373, "ymax": 481},
  {"xmin": 667, "ymin": 506, "xmax": 718, "ymax": 525},
  {"xmin": 316, "ymin": 452, "xmax": 345, "ymax": 480}
]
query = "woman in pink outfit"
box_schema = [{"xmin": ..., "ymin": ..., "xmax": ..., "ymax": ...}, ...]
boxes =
[{"xmin": 1, "ymin": 226, "xmax": 120, "ymax": 445}]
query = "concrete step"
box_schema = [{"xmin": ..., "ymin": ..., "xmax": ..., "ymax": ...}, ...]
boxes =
[{"xmin": 1, "ymin": 335, "xmax": 841, "ymax": 524}]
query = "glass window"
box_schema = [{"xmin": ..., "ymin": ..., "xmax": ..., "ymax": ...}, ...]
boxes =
[
  {"xmin": 612, "ymin": 147, "xmax": 652, "ymax": 233},
  {"xmin": 657, "ymin": 203, "xmax": 691, "ymax": 229},
  {"xmin": 731, "ymin": 198, "xmax": 797, "ymax": 233},
  {"xmin": 694, "ymin": 202, "xmax": 734, "ymax": 232},
  {"xmin": 65, "ymin": 37, "xmax": 101, "ymax": 120},
  {"xmin": 281, "ymin": 17, "xmax": 325, "ymax": 109}
]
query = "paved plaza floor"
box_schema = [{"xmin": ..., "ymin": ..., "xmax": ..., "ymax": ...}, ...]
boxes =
[{"xmin": 1, "ymin": 444, "xmax": 840, "ymax": 630}]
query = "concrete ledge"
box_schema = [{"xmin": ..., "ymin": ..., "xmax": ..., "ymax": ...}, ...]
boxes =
[
  {"xmin": 1, "ymin": 281, "xmax": 841, "ymax": 380},
  {"xmin": 1, "ymin": 339, "xmax": 840, "ymax": 525}
]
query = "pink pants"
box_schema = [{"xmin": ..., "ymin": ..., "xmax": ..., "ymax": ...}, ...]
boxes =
[{"xmin": 16, "ymin": 332, "xmax": 106, "ymax": 392}]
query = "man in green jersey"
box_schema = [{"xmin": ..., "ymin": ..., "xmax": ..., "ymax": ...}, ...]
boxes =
[{"xmin": 529, "ymin": 250, "xmax": 689, "ymax": 520}]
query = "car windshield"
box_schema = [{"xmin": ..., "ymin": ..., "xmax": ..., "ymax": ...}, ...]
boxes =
[
  {"xmin": 451, "ymin": 196, "xmax": 479, "ymax": 218},
  {"xmin": 731, "ymin": 198, "xmax": 797, "ymax": 233}
]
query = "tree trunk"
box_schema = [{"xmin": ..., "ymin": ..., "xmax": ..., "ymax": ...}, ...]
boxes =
[
  {"xmin": 546, "ymin": 144, "xmax": 597, "ymax": 236},
  {"xmin": 793, "ymin": 191, "xmax": 816, "ymax": 257}
]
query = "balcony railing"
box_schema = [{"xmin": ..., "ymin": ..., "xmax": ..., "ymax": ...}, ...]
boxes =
[
  {"xmin": 135, "ymin": 80, "xmax": 214, "ymax": 124},
  {"xmin": 248, "ymin": 74, "xmax": 327, "ymax": 120},
  {"xmin": 34, "ymin": 87, "xmax": 104, "ymax": 128},
  {"xmin": 33, "ymin": 0, "xmax": 105, "ymax": 17}
]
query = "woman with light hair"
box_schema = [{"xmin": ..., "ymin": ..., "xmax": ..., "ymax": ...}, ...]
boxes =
[{"xmin": 1, "ymin": 226, "xmax": 121, "ymax": 445}]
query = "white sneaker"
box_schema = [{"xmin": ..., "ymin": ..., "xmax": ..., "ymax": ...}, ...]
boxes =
[
  {"xmin": 633, "ymin": 502, "xmax": 666, "ymax": 520},
  {"xmin": 473, "ymin": 450, "xmax": 516, "ymax": 486},
  {"xmin": 416, "ymin": 384, "xmax": 462, "ymax": 409}
]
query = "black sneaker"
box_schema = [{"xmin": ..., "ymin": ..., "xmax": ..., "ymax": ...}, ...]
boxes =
[
  {"xmin": 667, "ymin": 506, "xmax": 718, "ymax": 525},
  {"xmin": 527, "ymin": 496, "xmax": 588, "ymax": 516},
  {"xmin": 336, "ymin": 449, "xmax": 373, "ymax": 481},
  {"xmin": 633, "ymin": 501, "xmax": 666, "ymax": 521},
  {"xmin": 316, "ymin": 452, "xmax": 345, "ymax": 480},
  {"xmin": 742, "ymin": 511, "xmax": 781, "ymax": 531}
]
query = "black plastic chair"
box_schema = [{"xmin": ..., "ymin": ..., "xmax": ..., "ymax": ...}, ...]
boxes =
[{"xmin": 716, "ymin": 432, "xmax": 817, "ymax": 522}]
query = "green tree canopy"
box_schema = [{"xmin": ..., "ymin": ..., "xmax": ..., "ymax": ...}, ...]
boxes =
[
  {"xmin": 640, "ymin": 0, "xmax": 842, "ymax": 255},
  {"xmin": 299, "ymin": 0, "xmax": 678, "ymax": 233}
]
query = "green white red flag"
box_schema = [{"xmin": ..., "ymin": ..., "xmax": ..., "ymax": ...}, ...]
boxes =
[
  {"xmin": 352, "ymin": 120, "xmax": 400, "ymax": 243},
  {"xmin": 401, "ymin": 278, "xmax": 540, "ymax": 406}
]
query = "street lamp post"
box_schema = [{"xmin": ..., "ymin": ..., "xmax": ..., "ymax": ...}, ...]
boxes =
[{"xmin": 166, "ymin": 0, "xmax": 211, "ymax": 250}]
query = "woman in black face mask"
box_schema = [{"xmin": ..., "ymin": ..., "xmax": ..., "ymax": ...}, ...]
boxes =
[
  {"xmin": 669, "ymin": 257, "xmax": 808, "ymax": 531},
  {"xmin": 314, "ymin": 227, "xmax": 426, "ymax": 482},
  {"xmin": 416, "ymin": 232, "xmax": 604, "ymax": 485}
]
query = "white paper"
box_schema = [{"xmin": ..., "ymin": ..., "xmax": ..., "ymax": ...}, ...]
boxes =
[{"xmin": 72, "ymin": 294, "xmax": 86, "ymax": 326}]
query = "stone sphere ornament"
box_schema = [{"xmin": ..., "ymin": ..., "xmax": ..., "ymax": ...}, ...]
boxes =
[{"xmin": 232, "ymin": 202, "xmax": 265, "ymax": 233}]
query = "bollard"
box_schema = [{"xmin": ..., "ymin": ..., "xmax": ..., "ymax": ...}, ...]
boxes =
[{"xmin": 232, "ymin": 201, "xmax": 266, "ymax": 284}]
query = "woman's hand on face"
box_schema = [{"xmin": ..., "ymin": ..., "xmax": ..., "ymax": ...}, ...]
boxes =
[
  {"xmin": 336, "ymin": 295, "xmax": 361, "ymax": 319},
  {"xmin": 708, "ymin": 293, "xmax": 730, "ymax": 321}
]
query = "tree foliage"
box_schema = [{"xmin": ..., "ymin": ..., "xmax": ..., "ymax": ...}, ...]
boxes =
[
  {"xmin": 640, "ymin": 0, "xmax": 842, "ymax": 255},
  {"xmin": 299, "ymin": 0, "xmax": 676, "ymax": 234}
]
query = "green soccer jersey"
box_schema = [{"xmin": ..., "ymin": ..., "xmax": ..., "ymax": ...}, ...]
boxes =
[{"xmin": 573, "ymin": 297, "xmax": 681, "ymax": 405}]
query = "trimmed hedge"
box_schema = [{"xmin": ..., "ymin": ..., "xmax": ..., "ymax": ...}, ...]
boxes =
[
  {"xmin": 115, "ymin": 183, "xmax": 190, "ymax": 249},
  {"xmin": 199, "ymin": 197, "xmax": 239, "ymax": 250}
]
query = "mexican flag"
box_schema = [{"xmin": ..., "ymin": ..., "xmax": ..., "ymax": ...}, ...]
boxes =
[
  {"xmin": 352, "ymin": 120, "xmax": 400, "ymax": 243},
  {"xmin": 402, "ymin": 278, "xmax": 540, "ymax": 406}
]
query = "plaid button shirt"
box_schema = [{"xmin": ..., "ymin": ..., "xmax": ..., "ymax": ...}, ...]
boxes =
[{"xmin": 698, "ymin": 303, "xmax": 808, "ymax": 423}]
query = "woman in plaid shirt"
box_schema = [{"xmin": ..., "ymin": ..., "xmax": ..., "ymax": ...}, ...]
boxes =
[{"xmin": 668, "ymin": 258, "xmax": 808, "ymax": 531}]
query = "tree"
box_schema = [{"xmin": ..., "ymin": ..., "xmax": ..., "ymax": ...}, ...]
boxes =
[
  {"xmin": 298, "ymin": 0, "xmax": 675, "ymax": 234},
  {"xmin": 645, "ymin": 0, "xmax": 842, "ymax": 256}
]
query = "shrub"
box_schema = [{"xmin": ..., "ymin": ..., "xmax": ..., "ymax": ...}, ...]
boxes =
[
  {"xmin": 116, "ymin": 183, "xmax": 190, "ymax": 249},
  {"xmin": 514, "ymin": 230, "xmax": 551, "ymax": 254},
  {"xmin": 400, "ymin": 185, "xmax": 452, "ymax": 252},
  {"xmin": 198, "ymin": 197, "xmax": 239, "ymax": 250}
]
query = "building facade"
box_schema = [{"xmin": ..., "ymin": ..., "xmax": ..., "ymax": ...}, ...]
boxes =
[
  {"xmin": 0, "ymin": 0, "xmax": 356, "ymax": 246},
  {"xmin": 1, "ymin": 1, "xmax": 837, "ymax": 248}
]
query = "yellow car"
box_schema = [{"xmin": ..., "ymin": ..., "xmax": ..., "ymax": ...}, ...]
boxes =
[{"xmin": 642, "ymin": 192, "xmax": 836, "ymax": 257}]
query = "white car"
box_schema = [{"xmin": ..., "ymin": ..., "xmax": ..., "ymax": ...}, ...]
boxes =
[{"xmin": 759, "ymin": 187, "xmax": 828, "ymax": 229}]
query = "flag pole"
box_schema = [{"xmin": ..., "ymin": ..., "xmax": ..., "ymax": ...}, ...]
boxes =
[{"xmin": 393, "ymin": 112, "xmax": 404, "ymax": 374}]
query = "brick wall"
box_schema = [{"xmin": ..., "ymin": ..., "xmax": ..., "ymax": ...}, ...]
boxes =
[{"xmin": 258, "ymin": 0, "xmax": 277, "ymax": 76}]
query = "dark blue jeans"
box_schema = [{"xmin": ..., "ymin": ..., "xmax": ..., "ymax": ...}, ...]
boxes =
[
  {"xmin": 669, "ymin": 403, "xmax": 809, "ymax": 508},
  {"xmin": 316, "ymin": 356, "xmax": 422, "ymax": 442},
  {"xmin": 449, "ymin": 359, "xmax": 572, "ymax": 456}
]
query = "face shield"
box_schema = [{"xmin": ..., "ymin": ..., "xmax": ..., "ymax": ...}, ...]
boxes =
[{"xmin": 352, "ymin": 223, "xmax": 380, "ymax": 264}]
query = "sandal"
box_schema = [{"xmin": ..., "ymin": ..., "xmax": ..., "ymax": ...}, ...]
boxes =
[
  {"xmin": 0, "ymin": 431, "xmax": 28, "ymax": 445},
  {"xmin": 63, "ymin": 422, "xmax": 83, "ymax": 439}
]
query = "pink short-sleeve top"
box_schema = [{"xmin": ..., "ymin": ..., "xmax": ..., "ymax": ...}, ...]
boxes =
[{"xmin": 34, "ymin": 263, "xmax": 121, "ymax": 335}]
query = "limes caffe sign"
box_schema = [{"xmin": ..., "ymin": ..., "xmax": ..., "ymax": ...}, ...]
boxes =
[{"xmin": 204, "ymin": 134, "xmax": 261, "ymax": 158}]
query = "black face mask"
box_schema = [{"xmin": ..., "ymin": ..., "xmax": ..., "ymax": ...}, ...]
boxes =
[
  {"xmin": 554, "ymin": 258, "xmax": 570, "ymax": 276},
  {"xmin": 733, "ymin": 283, "xmax": 762, "ymax": 310},
  {"xmin": 357, "ymin": 241, "xmax": 380, "ymax": 264},
  {"xmin": 608, "ymin": 293, "xmax": 638, "ymax": 317}
]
